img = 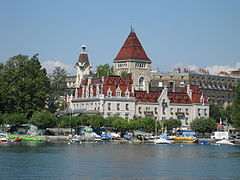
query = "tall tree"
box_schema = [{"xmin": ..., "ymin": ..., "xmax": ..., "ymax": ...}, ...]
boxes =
[
  {"xmin": 231, "ymin": 83, "xmax": 240, "ymax": 130},
  {"xmin": 47, "ymin": 66, "xmax": 68, "ymax": 113},
  {"xmin": 209, "ymin": 103, "xmax": 222, "ymax": 122},
  {"xmin": 0, "ymin": 54, "xmax": 50, "ymax": 117},
  {"xmin": 94, "ymin": 64, "xmax": 113, "ymax": 78}
]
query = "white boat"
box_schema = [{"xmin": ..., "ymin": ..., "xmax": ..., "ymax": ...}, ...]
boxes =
[
  {"xmin": 216, "ymin": 139, "xmax": 234, "ymax": 145},
  {"xmin": 154, "ymin": 138, "xmax": 171, "ymax": 144},
  {"xmin": 0, "ymin": 137, "xmax": 9, "ymax": 143}
]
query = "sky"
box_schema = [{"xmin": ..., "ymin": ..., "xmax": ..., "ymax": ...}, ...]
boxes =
[{"xmin": 1, "ymin": 0, "xmax": 240, "ymax": 75}]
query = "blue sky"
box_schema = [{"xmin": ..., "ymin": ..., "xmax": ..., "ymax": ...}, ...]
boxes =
[{"xmin": 1, "ymin": 0, "xmax": 240, "ymax": 75}]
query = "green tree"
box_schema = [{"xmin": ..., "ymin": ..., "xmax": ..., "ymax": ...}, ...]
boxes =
[
  {"xmin": 190, "ymin": 118, "xmax": 216, "ymax": 134},
  {"xmin": 231, "ymin": 83, "xmax": 240, "ymax": 130},
  {"xmin": 47, "ymin": 66, "xmax": 68, "ymax": 113},
  {"xmin": 88, "ymin": 114, "xmax": 104, "ymax": 130},
  {"xmin": 1, "ymin": 113, "xmax": 27, "ymax": 126},
  {"xmin": 57, "ymin": 115, "xmax": 71, "ymax": 128},
  {"xmin": 0, "ymin": 54, "xmax": 50, "ymax": 117},
  {"xmin": 222, "ymin": 104, "xmax": 232, "ymax": 124},
  {"xmin": 112, "ymin": 116, "xmax": 129, "ymax": 132},
  {"xmin": 29, "ymin": 111, "xmax": 57, "ymax": 129},
  {"xmin": 142, "ymin": 117, "xmax": 157, "ymax": 132},
  {"xmin": 94, "ymin": 64, "xmax": 113, "ymax": 78},
  {"xmin": 209, "ymin": 103, "xmax": 222, "ymax": 122},
  {"xmin": 163, "ymin": 118, "xmax": 181, "ymax": 132}
]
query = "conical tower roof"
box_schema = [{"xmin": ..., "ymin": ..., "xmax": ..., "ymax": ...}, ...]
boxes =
[
  {"xmin": 78, "ymin": 44, "xmax": 90, "ymax": 65},
  {"xmin": 114, "ymin": 30, "xmax": 151, "ymax": 62}
]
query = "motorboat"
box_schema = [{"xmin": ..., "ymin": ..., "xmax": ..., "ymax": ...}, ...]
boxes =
[
  {"xmin": 215, "ymin": 139, "xmax": 234, "ymax": 145},
  {"xmin": 154, "ymin": 138, "xmax": 171, "ymax": 144},
  {"xmin": 0, "ymin": 137, "xmax": 9, "ymax": 143}
]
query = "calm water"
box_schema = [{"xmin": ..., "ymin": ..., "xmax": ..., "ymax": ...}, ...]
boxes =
[{"xmin": 1, "ymin": 142, "xmax": 240, "ymax": 180}]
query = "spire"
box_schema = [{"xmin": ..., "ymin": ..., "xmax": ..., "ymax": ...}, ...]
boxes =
[
  {"xmin": 130, "ymin": 25, "xmax": 135, "ymax": 33},
  {"xmin": 114, "ymin": 30, "xmax": 151, "ymax": 62}
]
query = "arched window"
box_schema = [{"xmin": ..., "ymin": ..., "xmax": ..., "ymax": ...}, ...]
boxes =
[{"xmin": 139, "ymin": 77, "xmax": 144, "ymax": 91}]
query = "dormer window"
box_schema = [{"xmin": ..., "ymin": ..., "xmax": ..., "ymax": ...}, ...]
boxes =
[
  {"xmin": 116, "ymin": 86, "xmax": 122, "ymax": 98},
  {"xmin": 107, "ymin": 88, "xmax": 112, "ymax": 98},
  {"xmin": 125, "ymin": 89, "xmax": 130, "ymax": 98},
  {"xmin": 117, "ymin": 91, "xmax": 121, "ymax": 97}
]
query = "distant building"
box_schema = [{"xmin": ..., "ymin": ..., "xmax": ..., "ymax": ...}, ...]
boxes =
[
  {"xmin": 151, "ymin": 70, "xmax": 240, "ymax": 107},
  {"xmin": 70, "ymin": 29, "xmax": 209, "ymax": 129}
]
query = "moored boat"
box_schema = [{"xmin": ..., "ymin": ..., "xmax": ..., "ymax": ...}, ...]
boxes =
[
  {"xmin": 0, "ymin": 137, "xmax": 9, "ymax": 143},
  {"xmin": 216, "ymin": 139, "xmax": 234, "ymax": 145},
  {"xmin": 154, "ymin": 138, "xmax": 171, "ymax": 144}
]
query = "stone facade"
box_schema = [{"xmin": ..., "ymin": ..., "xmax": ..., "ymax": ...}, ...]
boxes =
[
  {"xmin": 71, "ymin": 75, "xmax": 209, "ymax": 129},
  {"xmin": 151, "ymin": 71, "xmax": 240, "ymax": 106}
]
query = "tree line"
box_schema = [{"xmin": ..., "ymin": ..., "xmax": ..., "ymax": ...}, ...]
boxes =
[{"xmin": 0, "ymin": 54, "xmax": 240, "ymax": 134}]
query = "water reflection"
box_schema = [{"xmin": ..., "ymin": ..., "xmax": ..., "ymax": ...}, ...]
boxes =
[{"xmin": 1, "ymin": 142, "xmax": 240, "ymax": 179}]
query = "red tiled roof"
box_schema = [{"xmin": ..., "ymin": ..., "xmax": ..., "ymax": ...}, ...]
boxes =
[
  {"xmin": 135, "ymin": 91, "xmax": 161, "ymax": 103},
  {"xmin": 168, "ymin": 92, "xmax": 191, "ymax": 104},
  {"xmin": 114, "ymin": 32, "xmax": 151, "ymax": 62}
]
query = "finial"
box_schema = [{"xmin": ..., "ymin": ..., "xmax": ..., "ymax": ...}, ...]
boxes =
[
  {"xmin": 130, "ymin": 25, "xmax": 135, "ymax": 33},
  {"xmin": 81, "ymin": 44, "xmax": 87, "ymax": 53}
]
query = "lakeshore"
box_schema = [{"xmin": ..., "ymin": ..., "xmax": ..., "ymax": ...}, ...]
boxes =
[{"xmin": 2, "ymin": 134, "xmax": 240, "ymax": 145}]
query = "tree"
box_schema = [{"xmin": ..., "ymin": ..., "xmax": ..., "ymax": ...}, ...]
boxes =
[
  {"xmin": 29, "ymin": 111, "xmax": 57, "ymax": 129},
  {"xmin": 57, "ymin": 115, "xmax": 71, "ymax": 128},
  {"xmin": 209, "ymin": 103, "xmax": 222, "ymax": 122},
  {"xmin": 94, "ymin": 64, "xmax": 113, "ymax": 78},
  {"xmin": 190, "ymin": 118, "xmax": 216, "ymax": 134},
  {"xmin": 47, "ymin": 66, "xmax": 68, "ymax": 113},
  {"xmin": 112, "ymin": 116, "xmax": 129, "ymax": 132},
  {"xmin": 142, "ymin": 117, "xmax": 157, "ymax": 132},
  {"xmin": 0, "ymin": 54, "xmax": 50, "ymax": 117},
  {"xmin": 222, "ymin": 104, "xmax": 232, "ymax": 124},
  {"xmin": 163, "ymin": 119, "xmax": 181, "ymax": 132},
  {"xmin": 1, "ymin": 113, "xmax": 27, "ymax": 126},
  {"xmin": 231, "ymin": 83, "xmax": 240, "ymax": 130}
]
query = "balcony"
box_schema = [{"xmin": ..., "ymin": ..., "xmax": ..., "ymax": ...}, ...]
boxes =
[
  {"xmin": 175, "ymin": 112, "xmax": 185, "ymax": 117},
  {"xmin": 162, "ymin": 102, "xmax": 168, "ymax": 107}
]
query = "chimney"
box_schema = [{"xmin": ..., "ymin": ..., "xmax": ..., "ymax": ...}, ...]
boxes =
[
  {"xmin": 131, "ymin": 84, "xmax": 135, "ymax": 96},
  {"xmin": 187, "ymin": 85, "xmax": 192, "ymax": 100},
  {"xmin": 146, "ymin": 81, "xmax": 149, "ymax": 93},
  {"xmin": 87, "ymin": 76, "xmax": 92, "ymax": 86}
]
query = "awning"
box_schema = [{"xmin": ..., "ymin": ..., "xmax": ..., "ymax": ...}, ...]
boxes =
[{"xmin": 134, "ymin": 130, "xmax": 152, "ymax": 136}]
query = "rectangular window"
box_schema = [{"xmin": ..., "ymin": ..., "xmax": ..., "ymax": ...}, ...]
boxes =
[
  {"xmin": 158, "ymin": 81, "xmax": 163, "ymax": 87},
  {"xmin": 180, "ymin": 81, "xmax": 185, "ymax": 87},
  {"xmin": 162, "ymin": 108, "xmax": 165, "ymax": 114},
  {"xmin": 155, "ymin": 108, "xmax": 158, "ymax": 114},
  {"xmin": 126, "ymin": 104, "xmax": 129, "ymax": 110},
  {"xmin": 117, "ymin": 103, "xmax": 120, "ymax": 110},
  {"xmin": 108, "ymin": 103, "xmax": 111, "ymax": 110},
  {"xmin": 139, "ymin": 107, "xmax": 141, "ymax": 113}
]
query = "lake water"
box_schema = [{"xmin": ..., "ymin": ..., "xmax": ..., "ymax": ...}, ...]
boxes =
[{"xmin": 1, "ymin": 141, "xmax": 240, "ymax": 180}]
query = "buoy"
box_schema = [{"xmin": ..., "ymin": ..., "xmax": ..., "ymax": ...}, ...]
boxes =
[{"xmin": 180, "ymin": 144, "xmax": 183, "ymax": 147}]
